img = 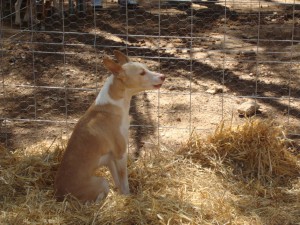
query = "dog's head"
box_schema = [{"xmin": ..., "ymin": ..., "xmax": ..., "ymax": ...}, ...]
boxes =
[{"xmin": 103, "ymin": 51, "xmax": 165, "ymax": 93}]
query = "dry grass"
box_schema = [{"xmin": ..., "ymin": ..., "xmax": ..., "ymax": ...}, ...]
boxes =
[
  {"xmin": 0, "ymin": 119, "xmax": 299, "ymax": 225},
  {"xmin": 180, "ymin": 119, "xmax": 300, "ymax": 186}
]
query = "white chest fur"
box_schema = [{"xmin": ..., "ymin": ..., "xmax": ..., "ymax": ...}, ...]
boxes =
[{"xmin": 95, "ymin": 75, "xmax": 132, "ymax": 143}]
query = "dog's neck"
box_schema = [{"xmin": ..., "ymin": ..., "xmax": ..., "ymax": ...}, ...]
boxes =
[{"xmin": 95, "ymin": 75, "xmax": 133, "ymax": 114}]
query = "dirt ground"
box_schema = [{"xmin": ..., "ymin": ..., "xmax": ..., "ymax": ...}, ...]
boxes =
[{"xmin": 0, "ymin": 0, "xmax": 300, "ymax": 154}]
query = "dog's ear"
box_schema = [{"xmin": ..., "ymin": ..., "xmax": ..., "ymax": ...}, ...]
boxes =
[
  {"xmin": 113, "ymin": 50, "xmax": 130, "ymax": 65},
  {"xmin": 103, "ymin": 55, "xmax": 123, "ymax": 75}
]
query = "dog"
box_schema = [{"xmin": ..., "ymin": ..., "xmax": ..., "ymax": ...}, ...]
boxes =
[
  {"xmin": 54, "ymin": 50, "xmax": 165, "ymax": 203},
  {"xmin": 14, "ymin": 0, "xmax": 38, "ymax": 25}
]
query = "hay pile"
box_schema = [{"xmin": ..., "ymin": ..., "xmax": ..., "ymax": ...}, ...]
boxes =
[
  {"xmin": 1, "ymin": 119, "xmax": 299, "ymax": 224},
  {"xmin": 0, "ymin": 144, "xmax": 241, "ymax": 224},
  {"xmin": 181, "ymin": 119, "xmax": 300, "ymax": 186}
]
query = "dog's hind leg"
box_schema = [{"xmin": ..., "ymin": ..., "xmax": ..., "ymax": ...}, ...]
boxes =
[{"xmin": 79, "ymin": 176, "xmax": 109, "ymax": 203}]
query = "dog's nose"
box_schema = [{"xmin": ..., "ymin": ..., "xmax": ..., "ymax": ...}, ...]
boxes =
[{"xmin": 160, "ymin": 75, "xmax": 166, "ymax": 81}]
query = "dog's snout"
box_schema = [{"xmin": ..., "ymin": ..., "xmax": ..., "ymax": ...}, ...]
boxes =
[{"xmin": 160, "ymin": 75, "xmax": 166, "ymax": 81}]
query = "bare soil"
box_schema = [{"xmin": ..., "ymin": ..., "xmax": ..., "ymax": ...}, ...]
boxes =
[{"xmin": 1, "ymin": 1, "xmax": 300, "ymax": 154}]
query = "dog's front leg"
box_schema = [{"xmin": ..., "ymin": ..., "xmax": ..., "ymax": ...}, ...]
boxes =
[
  {"xmin": 107, "ymin": 160, "xmax": 121, "ymax": 190},
  {"xmin": 115, "ymin": 154, "xmax": 130, "ymax": 195}
]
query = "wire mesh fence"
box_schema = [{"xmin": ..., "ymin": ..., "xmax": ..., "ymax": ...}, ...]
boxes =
[{"xmin": 1, "ymin": 0, "xmax": 299, "ymax": 152}]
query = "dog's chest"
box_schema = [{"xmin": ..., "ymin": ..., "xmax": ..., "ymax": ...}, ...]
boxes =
[{"xmin": 120, "ymin": 114, "xmax": 130, "ymax": 142}]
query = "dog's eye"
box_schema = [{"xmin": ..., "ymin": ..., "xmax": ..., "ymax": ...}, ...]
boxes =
[{"xmin": 140, "ymin": 70, "xmax": 146, "ymax": 76}]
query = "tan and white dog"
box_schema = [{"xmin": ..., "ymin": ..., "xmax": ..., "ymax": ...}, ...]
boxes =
[{"xmin": 54, "ymin": 50, "xmax": 165, "ymax": 203}]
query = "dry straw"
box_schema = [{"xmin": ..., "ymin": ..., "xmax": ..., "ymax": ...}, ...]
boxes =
[
  {"xmin": 1, "ymin": 119, "xmax": 299, "ymax": 224},
  {"xmin": 180, "ymin": 119, "xmax": 300, "ymax": 186}
]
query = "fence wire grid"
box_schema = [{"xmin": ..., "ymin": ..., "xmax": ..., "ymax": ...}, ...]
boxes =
[{"xmin": 0, "ymin": 0, "xmax": 299, "ymax": 152}]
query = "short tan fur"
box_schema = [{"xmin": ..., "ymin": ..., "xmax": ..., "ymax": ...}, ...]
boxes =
[{"xmin": 54, "ymin": 51, "xmax": 165, "ymax": 203}]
